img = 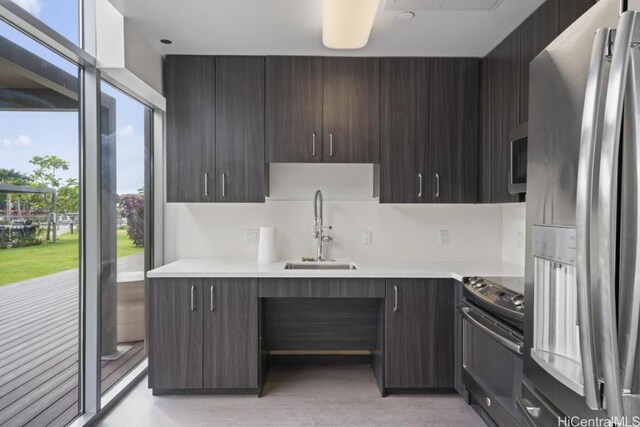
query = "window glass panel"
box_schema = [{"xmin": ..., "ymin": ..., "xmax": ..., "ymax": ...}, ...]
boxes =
[
  {"xmin": 0, "ymin": 19, "xmax": 81, "ymax": 426},
  {"xmin": 100, "ymin": 81, "xmax": 151, "ymax": 394},
  {"xmin": 8, "ymin": 0, "xmax": 79, "ymax": 45}
]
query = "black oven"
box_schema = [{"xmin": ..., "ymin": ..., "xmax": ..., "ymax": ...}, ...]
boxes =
[{"xmin": 460, "ymin": 277, "xmax": 525, "ymax": 427}]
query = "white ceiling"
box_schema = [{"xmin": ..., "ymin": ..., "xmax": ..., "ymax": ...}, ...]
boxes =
[{"xmin": 108, "ymin": 0, "xmax": 545, "ymax": 58}]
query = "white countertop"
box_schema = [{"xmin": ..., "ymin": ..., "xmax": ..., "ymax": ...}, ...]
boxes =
[{"xmin": 147, "ymin": 259, "xmax": 525, "ymax": 282}]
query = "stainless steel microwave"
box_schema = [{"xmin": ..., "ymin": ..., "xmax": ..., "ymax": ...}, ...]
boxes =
[{"xmin": 509, "ymin": 123, "xmax": 527, "ymax": 195}]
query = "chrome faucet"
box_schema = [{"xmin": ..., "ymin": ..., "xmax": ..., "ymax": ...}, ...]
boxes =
[{"xmin": 312, "ymin": 189, "xmax": 332, "ymax": 261}]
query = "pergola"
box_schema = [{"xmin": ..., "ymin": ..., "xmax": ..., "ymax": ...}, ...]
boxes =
[{"xmin": 0, "ymin": 182, "xmax": 57, "ymax": 242}]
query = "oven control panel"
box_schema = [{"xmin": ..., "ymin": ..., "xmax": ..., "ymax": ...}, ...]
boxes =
[{"xmin": 464, "ymin": 277, "xmax": 525, "ymax": 318}]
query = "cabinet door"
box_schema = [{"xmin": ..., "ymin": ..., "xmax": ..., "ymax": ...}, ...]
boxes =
[
  {"xmin": 266, "ymin": 56, "xmax": 323, "ymax": 163},
  {"xmin": 558, "ymin": 0, "xmax": 594, "ymax": 33},
  {"xmin": 482, "ymin": 31, "xmax": 521, "ymax": 204},
  {"xmin": 385, "ymin": 279, "xmax": 455, "ymax": 389},
  {"xmin": 216, "ymin": 56, "xmax": 265, "ymax": 202},
  {"xmin": 479, "ymin": 55, "xmax": 493, "ymax": 203},
  {"xmin": 165, "ymin": 56, "xmax": 215, "ymax": 203},
  {"xmin": 495, "ymin": 31, "xmax": 522, "ymax": 203},
  {"xmin": 427, "ymin": 58, "xmax": 479, "ymax": 203},
  {"xmin": 149, "ymin": 279, "xmax": 203, "ymax": 389},
  {"xmin": 323, "ymin": 57, "xmax": 380, "ymax": 163},
  {"xmin": 380, "ymin": 58, "xmax": 424, "ymax": 203},
  {"xmin": 204, "ymin": 279, "xmax": 259, "ymax": 389}
]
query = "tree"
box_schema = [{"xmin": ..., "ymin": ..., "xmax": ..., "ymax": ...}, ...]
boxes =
[
  {"xmin": 0, "ymin": 168, "xmax": 31, "ymax": 185},
  {"xmin": 57, "ymin": 178, "xmax": 79, "ymax": 214},
  {"xmin": 27, "ymin": 155, "xmax": 70, "ymax": 241}
]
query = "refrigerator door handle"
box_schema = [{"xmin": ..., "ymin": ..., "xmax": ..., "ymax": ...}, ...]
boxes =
[
  {"xmin": 576, "ymin": 26, "xmax": 611, "ymax": 411},
  {"xmin": 597, "ymin": 10, "xmax": 637, "ymax": 419},
  {"xmin": 619, "ymin": 40, "xmax": 640, "ymax": 395}
]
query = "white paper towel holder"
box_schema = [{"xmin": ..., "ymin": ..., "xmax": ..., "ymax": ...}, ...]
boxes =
[{"xmin": 258, "ymin": 227, "xmax": 278, "ymax": 263}]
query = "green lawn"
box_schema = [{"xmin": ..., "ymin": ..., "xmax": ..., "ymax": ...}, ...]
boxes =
[{"xmin": 0, "ymin": 229, "xmax": 143, "ymax": 286}]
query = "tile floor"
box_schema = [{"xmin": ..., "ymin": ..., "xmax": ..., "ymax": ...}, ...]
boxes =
[{"xmin": 97, "ymin": 364, "xmax": 484, "ymax": 426}]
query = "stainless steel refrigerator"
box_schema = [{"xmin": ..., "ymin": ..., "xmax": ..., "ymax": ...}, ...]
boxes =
[{"xmin": 521, "ymin": 0, "xmax": 640, "ymax": 424}]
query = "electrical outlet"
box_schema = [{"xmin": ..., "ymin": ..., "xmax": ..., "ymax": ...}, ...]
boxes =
[
  {"xmin": 439, "ymin": 230, "xmax": 450, "ymax": 245},
  {"xmin": 245, "ymin": 228, "xmax": 259, "ymax": 244},
  {"xmin": 362, "ymin": 229, "xmax": 373, "ymax": 245},
  {"xmin": 517, "ymin": 231, "xmax": 524, "ymax": 249}
]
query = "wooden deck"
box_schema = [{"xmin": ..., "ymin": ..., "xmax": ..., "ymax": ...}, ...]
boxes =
[{"xmin": 0, "ymin": 254, "xmax": 146, "ymax": 427}]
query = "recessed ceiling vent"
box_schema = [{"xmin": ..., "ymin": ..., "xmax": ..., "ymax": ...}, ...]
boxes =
[{"xmin": 384, "ymin": 0, "xmax": 503, "ymax": 11}]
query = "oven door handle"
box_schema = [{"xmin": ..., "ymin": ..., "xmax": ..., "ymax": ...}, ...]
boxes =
[{"xmin": 459, "ymin": 306, "xmax": 523, "ymax": 355}]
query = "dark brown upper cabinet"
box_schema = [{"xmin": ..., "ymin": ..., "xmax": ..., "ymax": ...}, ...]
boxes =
[
  {"xmin": 380, "ymin": 58, "xmax": 478, "ymax": 204},
  {"xmin": 479, "ymin": 31, "xmax": 522, "ymax": 204},
  {"xmin": 380, "ymin": 58, "xmax": 424, "ymax": 203},
  {"xmin": 558, "ymin": 0, "xmax": 595, "ymax": 33},
  {"xmin": 427, "ymin": 58, "xmax": 479, "ymax": 203},
  {"xmin": 165, "ymin": 56, "xmax": 216, "ymax": 203},
  {"xmin": 164, "ymin": 56, "xmax": 266, "ymax": 203},
  {"xmin": 215, "ymin": 56, "xmax": 266, "ymax": 203},
  {"xmin": 265, "ymin": 56, "xmax": 323, "ymax": 163},
  {"xmin": 323, "ymin": 57, "xmax": 380, "ymax": 163}
]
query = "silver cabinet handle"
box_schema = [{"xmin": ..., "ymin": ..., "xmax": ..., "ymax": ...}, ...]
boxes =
[
  {"xmin": 210, "ymin": 285, "xmax": 215, "ymax": 312},
  {"xmin": 204, "ymin": 173, "xmax": 209, "ymax": 197},
  {"xmin": 393, "ymin": 285, "xmax": 398, "ymax": 312},
  {"xmin": 435, "ymin": 173, "xmax": 440, "ymax": 199},
  {"xmin": 190, "ymin": 284, "xmax": 195, "ymax": 312},
  {"xmin": 329, "ymin": 133, "xmax": 334, "ymax": 157},
  {"xmin": 418, "ymin": 173, "xmax": 423, "ymax": 198},
  {"xmin": 312, "ymin": 132, "xmax": 316, "ymax": 157},
  {"xmin": 221, "ymin": 173, "xmax": 226, "ymax": 198}
]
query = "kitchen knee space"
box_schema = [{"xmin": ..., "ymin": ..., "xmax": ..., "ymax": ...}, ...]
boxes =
[{"xmin": 5, "ymin": 0, "xmax": 636, "ymax": 426}]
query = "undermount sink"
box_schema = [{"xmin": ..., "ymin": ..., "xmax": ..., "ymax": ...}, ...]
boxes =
[{"xmin": 284, "ymin": 262, "xmax": 358, "ymax": 270}]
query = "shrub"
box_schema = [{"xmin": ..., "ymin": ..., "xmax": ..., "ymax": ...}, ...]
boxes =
[
  {"xmin": 118, "ymin": 194, "xmax": 144, "ymax": 247},
  {"xmin": 0, "ymin": 225, "xmax": 44, "ymax": 248}
]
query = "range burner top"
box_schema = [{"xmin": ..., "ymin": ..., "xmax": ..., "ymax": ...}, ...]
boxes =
[{"xmin": 463, "ymin": 276, "xmax": 525, "ymax": 324}]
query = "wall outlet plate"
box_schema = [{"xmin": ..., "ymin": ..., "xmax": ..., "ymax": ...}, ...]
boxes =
[
  {"xmin": 439, "ymin": 230, "xmax": 450, "ymax": 245},
  {"xmin": 362, "ymin": 229, "xmax": 373, "ymax": 245},
  {"xmin": 245, "ymin": 229, "xmax": 259, "ymax": 244}
]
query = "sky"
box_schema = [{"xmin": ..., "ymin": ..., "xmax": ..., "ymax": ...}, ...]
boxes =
[{"xmin": 0, "ymin": 1, "xmax": 148, "ymax": 195}]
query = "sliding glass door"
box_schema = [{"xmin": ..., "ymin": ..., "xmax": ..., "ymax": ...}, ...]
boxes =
[
  {"xmin": 0, "ymin": 19, "xmax": 81, "ymax": 426},
  {"xmin": 1, "ymin": 1, "xmax": 162, "ymax": 423},
  {"xmin": 99, "ymin": 81, "xmax": 152, "ymax": 395}
]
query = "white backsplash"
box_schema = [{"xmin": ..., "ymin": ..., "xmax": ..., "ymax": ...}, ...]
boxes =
[
  {"xmin": 164, "ymin": 201, "xmax": 526, "ymax": 265},
  {"xmin": 501, "ymin": 203, "xmax": 527, "ymax": 267}
]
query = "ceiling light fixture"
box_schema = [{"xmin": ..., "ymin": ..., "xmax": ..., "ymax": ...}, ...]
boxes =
[
  {"xmin": 323, "ymin": 0, "xmax": 380, "ymax": 49},
  {"xmin": 398, "ymin": 11, "xmax": 415, "ymax": 20}
]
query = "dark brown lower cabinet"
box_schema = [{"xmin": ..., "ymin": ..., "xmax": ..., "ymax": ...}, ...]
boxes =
[
  {"xmin": 385, "ymin": 279, "xmax": 456, "ymax": 389},
  {"xmin": 149, "ymin": 278, "xmax": 204, "ymax": 390},
  {"xmin": 149, "ymin": 278, "xmax": 259, "ymax": 392},
  {"xmin": 204, "ymin": 279, "xmax": 259, "ymax": 389}
]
